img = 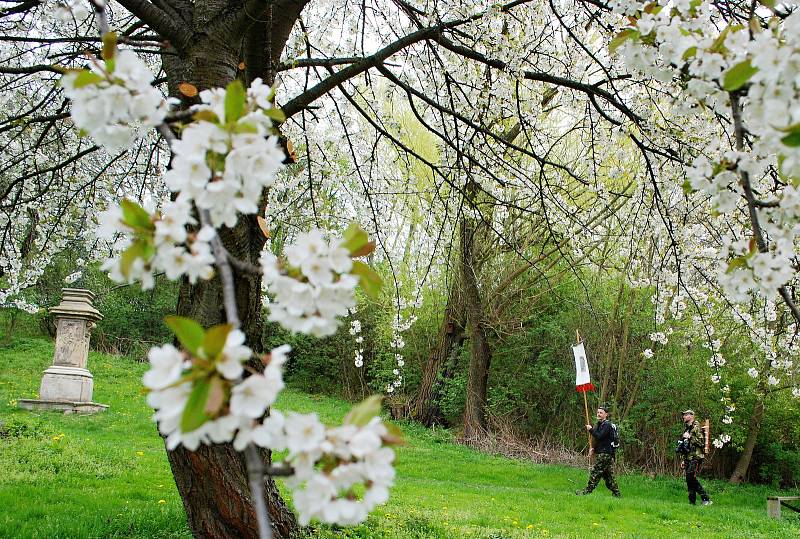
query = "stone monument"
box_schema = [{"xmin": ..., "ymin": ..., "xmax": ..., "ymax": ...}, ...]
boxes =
[{"xmin": 19, "ymin": 288, "xmax": 109, "ymax": 414}]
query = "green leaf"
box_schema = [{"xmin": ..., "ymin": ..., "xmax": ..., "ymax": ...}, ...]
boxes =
[
  {"xmin": 725, "ymin": 250, "xmax": 758, "ymax": 273},
  {"xmin": 119, "ymin": 241, "xmax": 147, "ymax": 278},
  {"xmin": 780, "ymin": 130, "xmax": 800, "ymax": 148},
  {"xmin": 722, "ymin": 59, "xmax": 758, "ymax": 91},
  {"xmin": 383, "ymin": 421, "xmax": 405, "ymax": 445},
  {"xmin": 681, "ymin": 179, "xmax": 695, "ymax": 195},
  {"xmin": 102, "ymin": 32, "xmax": 117, "ymax": 61},
  {"xmin": 682, "ymin": 46, "xmax": 698, "ymax": 61},
  {"xmin": 643, "ymin": 2, "xmax": 663, "ymax": 15},
  {"xmin": 202, "ymin": 323, "xmax": 233, "ymax": 360},
  {"xmin": 351, "ymin": 260, "xmax": 383, "ymax": 299},
  {"xmin": 224, "ymin": 80, "xmax": 246, "ymax": 123},
  {"xmin": 758, "ymin": 0, "xmax": 776, "ymax": 8},
  {"xmin": 725, "ymin": 255, "xmax": 749, "ymax": 274},
  {"xmin": 232, "ymin": 122, "xmax": 258, "ymax": 134},
  {"xmin": 609, "ymin": 29, "xmax": 639, "ymax": 54},
  {"xmin": 73, "ymin": 70, "xmax": 104, "ymax": 88},
  {"xmin": 350, "ymin": 241, "xmax": 376, "ymax": 258},
  {"xmin": 193, "ymin": 109, "xmax": 220, "ymax": 123},
  {"xmin": 181, "ymin": 377, "xmax": 212, "ymax": 432},
  {"xmin": 263, "ymin": 107, "xmax": 286, "ymax": 123},
  {"xmin": 341, "ymin": 222, "xmax": 369, "ymax": 255},
  {"xmin": 165, "ymin": 316, "xmax": 205, "ymax": 355},
  {"xmin": 344, "ymin": 395, "xmax": 383, "ymax": 426},
  {"xmin": 120, "ymin": 199, "xmax": 154, "ymax": 231},
  {"xmin": 709, "ymin": 26, "xmax": 730, "ymax": 54}
]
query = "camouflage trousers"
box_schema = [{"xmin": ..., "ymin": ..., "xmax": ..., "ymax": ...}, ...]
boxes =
[{"xmin": 581, "ymin": 452, "xmax": 621, "ymax": 496}]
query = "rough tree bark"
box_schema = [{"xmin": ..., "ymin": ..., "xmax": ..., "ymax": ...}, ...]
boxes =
[
  {"xmin": 460, "ymin": 184, "xmax": 492, "ymax": 440},
  {"xmin": 729, "ymin": 397, "xmax": 765, "ymax": 485},
  {"xmin": 410, "ymin": 280, "xmax": 465, "ymax": 426}
]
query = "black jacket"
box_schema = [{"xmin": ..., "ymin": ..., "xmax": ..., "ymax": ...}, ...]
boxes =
[{"xmin": 590, "ymin": 419, "xmax": 614, "ymax": 454}]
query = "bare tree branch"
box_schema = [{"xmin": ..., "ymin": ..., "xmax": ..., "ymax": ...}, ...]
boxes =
[{"xmin": 116, "ymin": 0, "xmax": 192, "ymax": 51}]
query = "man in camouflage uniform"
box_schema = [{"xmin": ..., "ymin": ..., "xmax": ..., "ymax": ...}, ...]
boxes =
[
  {"xmin": 576, "ymin": 404, "xmax": 621, "ymax": 497},
  {"xmin": 679, "ymin": 409, "xmax": 712, "ymax": 506}
]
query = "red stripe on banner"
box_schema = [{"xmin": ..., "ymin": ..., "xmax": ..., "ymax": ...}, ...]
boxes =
[{"xmin": 575, "ymin": 383, "xmax": 595, "ymax": 392}]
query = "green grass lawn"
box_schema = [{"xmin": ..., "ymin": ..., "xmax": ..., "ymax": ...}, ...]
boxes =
[{"xmin": 1, "ymin": 337, "xmax": 799, "ymax": 538}]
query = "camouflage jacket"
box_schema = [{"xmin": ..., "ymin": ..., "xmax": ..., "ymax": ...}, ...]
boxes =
[{"xmin": 683, "ymin": 421, "xmax": 706, "ymax": 460}]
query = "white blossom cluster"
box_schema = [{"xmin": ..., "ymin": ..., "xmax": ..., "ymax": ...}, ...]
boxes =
[
  {"xmin": 143, "ymin": 335, "xmax": 395, "ymax": 525},
  {"xmin": 61, "ymin": 50, "xmax": 170, "ymax": 150},
  {"xmin": 53, "ymin": 0, "xmax": 91, "ymax": 22},
  {"xmin": 144, "ymin": 332, "xmax": 281, "ymax": 450},
  {"xmin": 712, "ymin": 433, "xmax": 731, "ymax": 449},
  {"xmin": 271, "ymin": 413, "xmax": 396, "ymax": 525},
  {"xmin": 163, "ymin": 80, "xmax": 285, "ymax": 228},
  {"xmin": 384, "ymin": 295, "xmax": 418, "ymax": 393},
  {"xmin": 350, "ymin": 318, "xmax": 364, "ymax": 367},
  {"xmin": 96, "ymin": 199, "xmax": 215, "ymax": 289},
  {"xmin": 260, "ymin": 229, "xmax": 358, "ymax": 337},
  {"xmin": 610, "ymin": 4, "xmax": 800, "ymax": 301}
]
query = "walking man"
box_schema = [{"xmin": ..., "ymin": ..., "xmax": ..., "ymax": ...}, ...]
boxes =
[
  {"xmin": 576, "ymin": 404, "xmax": 621, "ymax": 497},
  {"xmin": 679, "ymin": 409, "xmax": 712, "ymax": 506}
]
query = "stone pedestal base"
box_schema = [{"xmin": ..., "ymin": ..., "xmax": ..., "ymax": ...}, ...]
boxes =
[
  {"xmin": 18, "ymin": 364, "xmax": 109, "ymax": 414},
  {"xmin": 17, "ymin": 399, "xmax": 109, "ymax": 414},
  {"xmin": 39, "ymin": 365, "xmax": 94, "ymax": 402}
]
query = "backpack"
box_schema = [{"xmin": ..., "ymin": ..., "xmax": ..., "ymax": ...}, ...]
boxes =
[{"xmin": 610, "ymin": 422, "xmax": 621, "ymax": 451}]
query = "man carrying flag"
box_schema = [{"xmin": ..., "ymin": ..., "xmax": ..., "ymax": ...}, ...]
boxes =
[
  {"xmin": 576, "ymin": 404, "xmax": 622, "ymax": 497},
  {"xmin": 572, "ymin": 336, "xmax": 621, "ymax": 497}
]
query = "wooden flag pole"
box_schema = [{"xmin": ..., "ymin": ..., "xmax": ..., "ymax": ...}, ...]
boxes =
[
  {"xmin": 583, "ymin": 391, "xmax": 592, "ymax": 448},
  {"xmin": 576, "ymin": 330, "xmax": 592, "ymax": 455}
]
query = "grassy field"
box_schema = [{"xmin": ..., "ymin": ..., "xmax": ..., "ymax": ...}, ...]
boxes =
[{"xmin": 1, "ymin": 337, "xmax": 799, "ymax": 538}]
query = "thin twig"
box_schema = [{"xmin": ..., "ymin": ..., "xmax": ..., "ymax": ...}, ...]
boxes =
[
  {"xmin": 245, "ymin": 445, "xmax": 274, "ymax": 539},
  {"xmin": 265, "ymin": 464, "xmax": 295, "ymax": 477},
  {"xmin": 90, "ymin": 0, "xmax": 110, "ymax": 35},
  {"xmin": 198, "ymin": 210, "xmax": 241, "ymax": 328},
  {"xmin": 227, "ymin": 252, "xmax": 263, "ymax": 275}
]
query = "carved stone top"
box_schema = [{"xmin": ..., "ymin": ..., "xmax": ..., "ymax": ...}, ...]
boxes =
[{"xmin": 49, "ymin": 288, "xmax": 103, "ymax": 322}]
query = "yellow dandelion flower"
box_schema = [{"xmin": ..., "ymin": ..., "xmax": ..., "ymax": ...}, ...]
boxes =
[
  {"xmin": 136, "ymin": 451, "xmax": 144, "ymax": 456},
  {"xmin": 158, "ymin": 499, "xmax": 166, "ymax": 504}
]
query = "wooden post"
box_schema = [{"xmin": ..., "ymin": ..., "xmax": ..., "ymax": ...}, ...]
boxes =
[{"xmin": 703, "ymin": 419, "xmax": 710, "ymax": 455}]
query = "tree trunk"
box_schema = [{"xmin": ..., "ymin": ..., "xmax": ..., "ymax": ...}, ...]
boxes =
[
  {"xmin": 410, "ymin": 281, "xmax": 465, "ymax": 426},
  {"xmin": 459, "ymin": 194, "xmax": 492, "ymax": 440},
  {"xmin": 168, "ymin": 216, "xmax": 297, "ymax": 538},
  {"xmin": 167, "ymin": 444, "xmax": 296, "ymax": 538},
  {"xmin": 729, "ymin": 398, "xmax": 765, "ymax": 484},
  {"xmin": 155, "ymin": 3, "xmax": 307, "ymax": 535}
]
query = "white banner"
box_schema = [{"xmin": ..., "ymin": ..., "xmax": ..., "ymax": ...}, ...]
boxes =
[{"xmin": 572, "ymin": 342, "xmax": 592, "ymax": 389}]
